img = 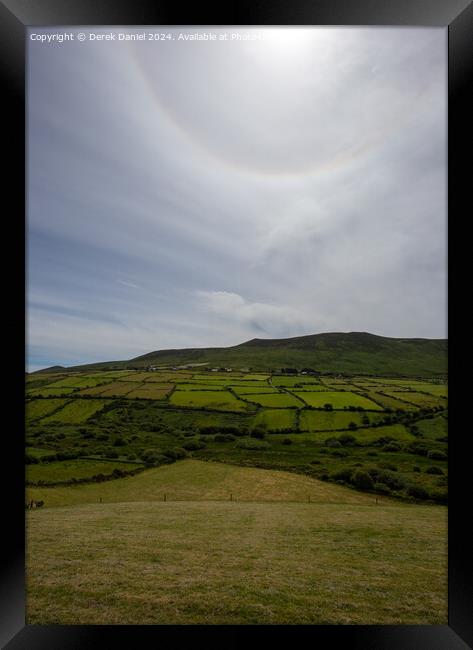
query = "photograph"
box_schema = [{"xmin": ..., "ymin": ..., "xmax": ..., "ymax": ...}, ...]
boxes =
[{"xmin": 25, "ymin": 25, "xmax": 448, "ymax": 626}]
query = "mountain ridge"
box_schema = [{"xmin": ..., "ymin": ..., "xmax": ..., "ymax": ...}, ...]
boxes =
[{"xmin": 34, "ymin": 331, "xmax": 447, "ymax": 377}]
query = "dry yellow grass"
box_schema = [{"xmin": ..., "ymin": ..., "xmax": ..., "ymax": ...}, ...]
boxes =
[
  {"xmin": 27, "ymin": 459, "xmax": 390, "ymax": 508},
  {"xmin": 26, "ymin": 499, "xmax": 447, "ymax": 625}
]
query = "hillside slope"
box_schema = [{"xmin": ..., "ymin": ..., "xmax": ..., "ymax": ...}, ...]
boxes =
[{"xmin": 44, "ymin": 331, "xmax": 447, "ymax": 377}]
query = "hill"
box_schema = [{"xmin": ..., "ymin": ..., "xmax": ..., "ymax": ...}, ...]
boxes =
[
  {"xmin": 26, "ymin": 459, "xmax": 388, "ymax": 508},
  {"xmin": 44, "ymin": 331, "xmax": 447, "ymax": 377},
  {"xmin": 26, "ymin": 461, "xmax": 446, "ymax": 625}
]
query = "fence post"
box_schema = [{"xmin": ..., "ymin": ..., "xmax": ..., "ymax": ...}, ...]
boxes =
[
  {"xmin": 230, "ymin": 492, "xmax": 233, "ymax": 502},
  {"xmin": 164, "ymin": 493, "xmax": 167, "ymax": 502}
]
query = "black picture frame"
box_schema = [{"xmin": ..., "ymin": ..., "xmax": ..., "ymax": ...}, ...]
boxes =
[{"xmin": 2, "ymin": 1, "xmax": 472, "ymax": 647}]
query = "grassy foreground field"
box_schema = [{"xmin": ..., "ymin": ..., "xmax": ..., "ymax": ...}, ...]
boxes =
[{"xmin": 26, "ymin": 461, "xmax": 446, "ymax": 625}]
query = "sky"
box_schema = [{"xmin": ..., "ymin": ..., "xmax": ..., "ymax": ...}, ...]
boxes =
[{"xmin": 27, "ymin": 27, "xmax": 447, "ymax": 371}]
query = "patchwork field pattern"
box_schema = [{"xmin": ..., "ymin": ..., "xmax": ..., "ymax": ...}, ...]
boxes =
[
  {"xmin": 294, "ymin": 391, "xmax": 383, "ymax": 410},
  {"xmin": 169, "ymin": 390, "xmax": 249, "ymax": 411},
  {"xmin": 126, "ymin": 385, "xmax": 173, "ymax": 400},
  {"xmin": 243, "ymin": 393, "xmax": 304, "ymax": 408},
  {"xmin": 253, "ymin": 409, "xmax": 298, "ymax": 431},
  {"xmin": 25, "ymin": 367, "xmax": 448, "ymax": 626},
  {"xmin": 300, "ymin": 410, "xmax": 384, "ymax": 432},
  {"xmin": 27, "ymin": 387, "xmax": 78, "ymax": 397},
  {"xmin": 26, "ymin": 399, "xmax": 69, "ymax": 421},
  {"xmin": 40, "ymin": 399, "xmax": 108, "ymax": 424},
  {"xmin": 25, "ymin": 369, "xmax": 447, "ymax": 502}
]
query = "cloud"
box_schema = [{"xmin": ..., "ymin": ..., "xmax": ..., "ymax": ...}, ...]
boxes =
[
  {"xmin": 195, "ymin": 290, "xmax": 318, "ymax": 338},
  {"xmin": 27, "ymin": 27, "xmax": 447, "ymax": 368}
]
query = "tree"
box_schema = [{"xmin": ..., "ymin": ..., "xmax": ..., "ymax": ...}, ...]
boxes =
[{"xmin": 352, "ymin": 470, "xmax": 374, "ymax": 491}]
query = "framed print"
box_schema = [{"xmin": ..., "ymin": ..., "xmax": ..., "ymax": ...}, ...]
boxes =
[{"xmin": 1, "ymin": 0, "xmax": 472, "ymax": 648}]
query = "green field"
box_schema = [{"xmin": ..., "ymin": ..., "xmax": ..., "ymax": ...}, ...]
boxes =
[
  {"xmin": 361, "ymin": 390, "xmax": 417, "ymax": 411},
  {"xmin": 95, "ymin": 382, "xmax": 138, "ymax": 397},
  {"xmin": 253, "ymin": 409, "xmax": 298, "ymax": 431},
  {"xmin": 126, "ymin": 385, "xmax": 173, "ymax": 399},
  {"xmin": 169, "ymin": 390, "xmax": 248, "ymax": 411},
  {"xmin": 25, "ymin": 369, "xmax": 448, "ymax": 504},
  {"xmin": 40, "ymin": 399, "xmax": 108, "ymax": 424},
  {"xmin": 242, "ymin": 374, "xmax": 270, "ymax": 381},
  {"xmin": 384, "ymin": 391, "xmax": 446, "ymax": 409},
  {"xmin": 47, "ymin": 376, "xmax": 112, "ymax": 389},
  {"xmin": 27, "ymin": 387, "xmax": 78, "ymax": 397},
  {"xmin": 416, "ymin": 414, "xmax": 448, "ymax": 440},
  {"xmin": 243, "ymin": 393, "xmax": 303, "ymax": 408},
  {"xmin": 25, "ymin": 357, "xmax": 448, "ymax": 626},
  {"xmin": 173, "ymin": 383, "xmax": 225, "ymax": 391},
  {"xmin": 294, "ymin": 391, "xmax": 382, "ymax": 410},
  {"xmin": 412, "ymin": 384, "xmax": 448, "ymax": 398},
  {"xmin": 349, "ymin": 423, "xmax": 415, "ymax": 444},
  {"xmin": 27, "ymin": 458, "xmax": 144, "ymax": 484},
  {"xmin": 300, "ymin": 410, "xmax": 383, "ymax": 431},
  {"xmin": 231, "ymin": 386, "xmax": 278, "ymax": 395},
  {"xmin": 26, "ymin": 446, "xmax": 58, "ymax": 459},
  {"xmin": 26, "ymin": 398, "xmax": 69, "ymax": 421},
  {"xmin": 26, "ymin": 461, "xmax": 446, "ymax": 625},
  {"xmin": 271, "ymin": 376, "xmax": 321, "ymax": 387}
]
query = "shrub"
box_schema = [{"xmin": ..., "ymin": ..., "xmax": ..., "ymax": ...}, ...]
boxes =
[
  {"xmin": 406, "ymin": 442, "xmax": 429, "ymax": 457},
  {"xmin": 338, "ymin": 433, "xmax": 357, "ymax": 446},
  {"xmin": 282, "ymin": 438, "xmax": 293, "ymax": 445},
  {"xmin": 427, "ymin": 450, "xmax": 447, "ymax": 461},
  {"xmin": 374, "ymin": 482, "xmax": 391, "ymax": 495},
  {"xmin": 198, "ymin": 425, "xmax": 242, "ymax": 436},
  {"xmin": 325, "ymin": 437, "xmax": 341, "ymax": 448},
  {"xmin": 352, "ymin": 470, "xmax": 374, "ymax": 491},
  {"xmin": 182, "ymin": 440, "xmax": 207, "ymax": 451},
  {"xmin": 383, "ymin": 442, "xmax": 401, "ymax": 452},
  {"xmin": 236, "ymin": 439, "xmax": 270, "ymax": 450},
  {"xmin": 407, "ymin": 485, "xmax": 430, "ymax": 500},
  {"xmin": 113, "ymin": 437, "xmax": 127, "ymax": 447},
  {"xmin": 375, "ymin": 436, "xmax": 394, "ymax": 446},
  {"xmin": 25, "ymin": 454, "xmax": 39, "ymax": 464},
  {"xmin": 331, "ymin": 469, "xmax": 353, "ymax": 483},
  {"xmin": 368, "ymin": 468, "xmax": 406, "ymax": 491},
  {"xmin": 107, "ymin": 450, "xmax": 119, "ymax": 459},
  {"xmin": 250, "ymin": 427, "xmax": 266, "ymax": 440},
  {"xmin": 323, "ymin": 403, "xmax": 333, "ymax": 411},
  {"xmin": 214, "ymin": 433, "xmax": 236, "ymax": 442},
  {"xmin": 348, "ymin": 422, "xmax": 358, "ymax": 431},
  {"xmin": 426, "ymin": 466, "xmax": 444, "ymax": 475},
  {"xmin": 413, "ymin": 466, "xmax": 421, "ymax": 472},
  {"xmin": 127, "ymin": 453, "xmax": 136, "ymax": 461},
  {"xmin": 430, "ymin": 489, "xmax": 448, "ymax": 504},
  {"xmin": 377, "ymin": 461, "xmax": 398, "ymax": 472},
  {"xmin": 162, "ymin": 448, "xmax": 188, "ymax": 460},
  {"xmin": 329, "ymin": 448, "xmax": 349, "ymax": 457}
]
